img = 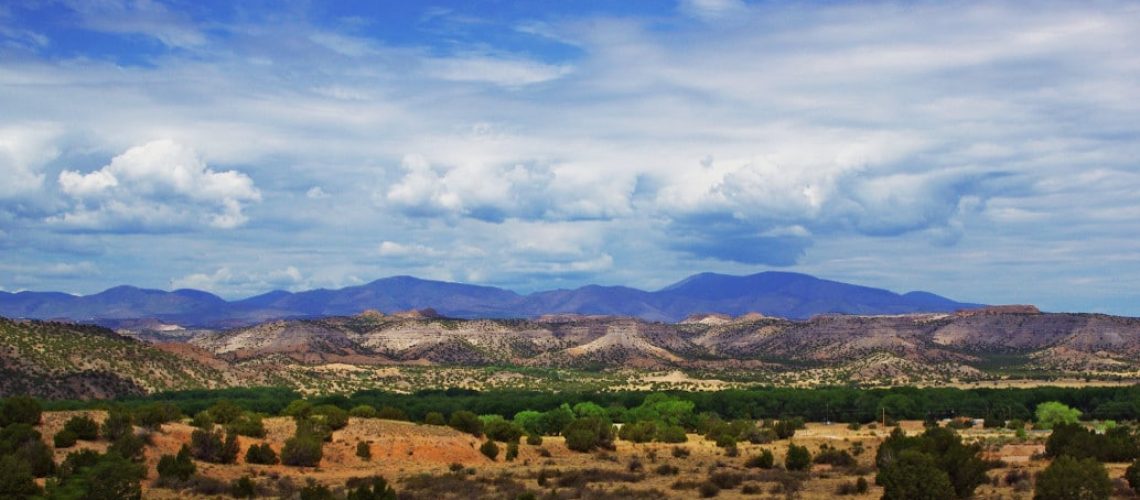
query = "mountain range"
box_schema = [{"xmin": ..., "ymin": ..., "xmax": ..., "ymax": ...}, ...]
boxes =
[{"xmin": 0, "ymin": 271, "xmax": 982, "ymax": 327}]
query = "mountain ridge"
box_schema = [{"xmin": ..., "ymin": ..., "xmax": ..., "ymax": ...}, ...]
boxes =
[{"xmin": 0, "ymin": 271, "xmax": 983, "ymax": 327}]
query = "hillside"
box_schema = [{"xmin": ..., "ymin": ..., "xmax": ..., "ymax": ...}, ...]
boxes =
[
  {"xmin": 0, "ymin": 271, "xmax": 981, "ymax": 327},
  {"xmin": 8, "ymin": 306, "xmax": 1139, "ymax": 399},
  {"xmin": 0, "ymin": 317, "xmax": 232, "ymax": 399}
]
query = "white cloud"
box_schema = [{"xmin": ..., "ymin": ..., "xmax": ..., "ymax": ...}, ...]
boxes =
[
  {"xmin": 377, "ymin": 241, "xmax": 441, "ymax": 258},
  {"xmin": 52, "ymin": 140, "xmax": 260, "ymax": 230},
  {"xmin": 0, "ymin": 124, "xmax": 60, "ymax": 199},
  {"xmin": 171, "ymin": 265, "xmax": 307, "ymax": 294},
  {"xmin": 679, "ymin": 0, "xmax": 747, "ymax": 21},
  {"xmin": 426, "ymin": 54, "xmax": 572, "ymax": 86},
  {"xmin": 305, "ymin": 186, "xmax": 329, "ymax": 199},
  {"xmin": 62, "ymin": 0, "xmax": 205, "ymax": 48}
]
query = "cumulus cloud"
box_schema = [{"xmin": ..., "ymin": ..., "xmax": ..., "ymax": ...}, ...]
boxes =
[
  {"xmin": 52, "ymin": 140, "xmax": 260, "ymax": 231},
  {"xmin": 171, "ymin": 265, "xmax": 306, "ymax": 294},
  {"xmin": 0, "ymin": 124, "xmax": 60, "ymax": 199},
  {"xmin": 377, "ymin": 241, "xmax": 442, "ymax": 258},
  {"xmin": 385, "ymin": 154, "xmax": 560, "ymax": 222}
]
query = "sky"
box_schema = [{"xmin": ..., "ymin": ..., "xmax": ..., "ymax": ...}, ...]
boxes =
[{"xmin": 1, "ymin": 0, "xmax": 1139, "ymax": 315}]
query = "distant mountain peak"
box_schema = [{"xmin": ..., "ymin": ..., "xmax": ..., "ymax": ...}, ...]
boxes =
[{"xmin": 0, "ymin": 271, "xmax": 983, "ymax": 327}]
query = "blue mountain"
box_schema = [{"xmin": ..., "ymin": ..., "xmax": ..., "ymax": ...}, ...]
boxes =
[{"xmin": 0, "ymin": 272, "xmax": 982, "ymax": 326}]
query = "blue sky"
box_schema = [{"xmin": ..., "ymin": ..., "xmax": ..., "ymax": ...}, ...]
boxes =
[{"xmin": 1, "ymin": 0, "xmax": 1139, "ymax": 314}]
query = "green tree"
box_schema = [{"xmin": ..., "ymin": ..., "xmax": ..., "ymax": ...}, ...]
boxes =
[
  {"xmin": 480, "ymin": 439, "xmax": 499, "ymax": 461},
  {"xmin": 448, "ymin": 411, "xmax": 484, "ymax": 437},
  {"xmin": 1036, "ymin": 402, "xmax": 1082, "ymax": 430},
  {"xmin": 0, "ymin": 454, "xmax": 41, "ymax": 499},
  {"xmin": 63, "ymin": 416, "xmax": 99, "ymax": 440},
  {"xmin": 423, "ymin": 411, "xmax": 446, "ymax": 426},
  {"xmin": 0, "ymin": 396, "xmax": 42, "ymax": 426},
  {"xmin": 282, "ymin": 436, "xmax": 323, "ymax": 467},
  {"xmin": 513, "ymin": 410, "xmax": 543, "ymax": 436},
  {"xmin": 100, "ymin": 410, "xmax": 134, "ymax": 441},
  {"xmin": 245, "ymin": 443, "xmax": 279, "ymax": 465},
  {"xmin": 1126, "ymin": 458, "xmax": 1140, "ymax": 494},
  {"xmin": 50, "ymin": 452, "xmax": 146, "ymax": 500},
  {"xmin": 156, "ymin": 444, "xmax": 196, "ymax": 482},
  {"xmin": 785, "ymin": 443, "xmax": 811, "ymax": 471},
  {"xmin": 55, "ymin": 429, "xmax": 79, "ymax": 448},
  {"xmin": 346, "ymin": 476, "xmax": 397, "ymax": 500},
  {"xmin": 349, "ymin": 405, "xmax": 378, "ymax": 418},
  {"xmin": 877, "ymin": 449, "xmax": 955, "ymax": 500},
  {"xmin": 231, "ymin": 476, "xmax": 256, "ymax": 498},
  {"xmin": 563, "ymin": 417, "xmax": 614, "ymax": 452},
  {"xmin": 1034, "ymin": 455, "xmax": 1111, "ymax": 500}
]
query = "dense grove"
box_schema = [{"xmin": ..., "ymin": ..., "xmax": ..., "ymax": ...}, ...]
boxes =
[{"xmin": 46, "ymin": 384, "xmax": 1140, "ymax": 424}]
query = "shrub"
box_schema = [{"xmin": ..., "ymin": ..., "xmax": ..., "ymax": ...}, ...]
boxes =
[
  {"xmin": 282, "ymin": 400, "xmax": 313, "ymax": 419},
  {"xmin": 484, "ymin": 417, "xmax": 524, "ymax": 443},
  {"xmin": 101, "ymin": 410, "xmax": 134, "ymax": 441},
  {"xmin": 836, "ymin": 477, "xmax": 869, "ymax": 495},
  {"xmin": 672, "ymin": 446, "xmax": 690, "ymax": 458},
  {"xmin": 227, "ymin": 413, "xmax": 267, "ymax": 438},
  {"xmin": 562, "ymin": 417, "xmax": 615, "ymax": 453},
  {"xmin": 208, "ymin": 400, "xmax": 244, "ymax": 425},
  {"xmin": 191, "ymin": 410, "xmax": 214, "ymax": 429},
  {"xmin": 357, "ymin": 441, "xmax": 372, "ymax": 461},
  {"xmin": 526, "ymin": 434, "xmax": 543, "ymax": 445},
  {"xmin": 282, "ymin": 436, "xmax": 323, "ymax": 467},
  {"xmin": 814, "ymin": 445, "xmax": 856, "ymax": 467},
  {"xmin": 135, "ymin": 402, "xmax": 181, "ymax": 429},
  {"xmin": 506, "ymin": 442, "xmax": 519, "ymax": 461},
  {"xmin": 657, "ymin": 425, "xmax": 688, "ymax": 443},
  {"xmin": 1034, "ymin": 455, "xmax": 1111, "ymax": 500},
  {"xmin": 480, "ymin": 440, "xmax": 500, "ymax": 461},
  {"xmin": 785, "ymin": 443, "xmax": 811, "ymax": 471},
  {"xmin": 109, "ymin": 432, "xmax": 147, "ymax": 462},
  {"xmin": 295, "ymin": 417, "xmax": 333, "ymax": 442},
  {"xmin": 231, "ymin": 476, "xmax": 256, "ymax": 498},
  {"xmin": 709, "ymin": 471, "xmax": 743, "ymax": 489},
  {"xmin": 312, "ymin": 405, "xmax": 349, "ymax": 431},
  {"xmin": 376, "ymin": 406, "xmax": 408, "ymax": 421},
  {"xmin": 772, "ymin": 419, "xmax": 799, "ymax": 439},
  {"xmin": 349, "ymin": 405, "xmax": 378, "ymax": 418},
  {"xmin": 620, "ymin": 421, "xmax": 658, "ymax": 443},
  {"xmin": 55, "ymin": 429, "xmax": 79, "ymax": 448},
  {"xmin": 698, "ymin": 481, "xmax": 720, "ymax": 497},
  {"xmin": 52, "ymin": 451, "xmax": 146, "ymax": 500},
  {"xmin": 157, "ymin": 444, "xmax": 197, "ymax": 482},
  {"xmin": 0, "ymin": 396, "xmax": 41, "ymax": 426},
  {"xmin": 345, "ymin": 475, "xmax": 398, "ymax": 500},
  {"xmin": 246, "ymin": 443, "xmax": 279, "ymax": 465},
  {"xmin": 656, "ymin": 464, "xmax": 680, "ymax": 475},
  {"xmin": 299, "ymin": 478, "xmax": 335, "ymax": 500},
  {"xmin": 190, "ymin": 428, "xmax": 239, "ymax": 464},
  {"xmin": 0, "ymin": 454, "xmax": 41, "ymax": 498},
  {"xmin": 424, "ymin": 412, "xmax": 446, "ymax": 426},
  {"xmin": 745, "ymin": 449, "xmax": 774, "ymax": 469},
  {"xmin": 877, "ymin": 450, "xmax": 955, "ymax": 500},
  {"xmin": 1127, "ymin": 458, "xmax": 1140, "ymax": 493},
  {"xmin": 449, "ymin": 411, "xmax": 484, "ymax": 436},
  {"xmin": 63, "ymin": 415, "xmax": 100, "ymax": 440}
]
